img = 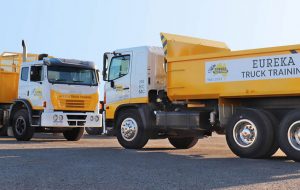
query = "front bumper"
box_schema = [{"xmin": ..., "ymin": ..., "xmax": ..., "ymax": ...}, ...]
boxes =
[{"xmin": 41, "ymin": 112, "xmax": 102, "ymax": 127}]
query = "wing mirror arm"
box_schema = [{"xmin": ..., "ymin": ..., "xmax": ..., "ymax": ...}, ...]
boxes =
[{"xmin": 102, "ymin": 53, "xmax": 109, "ymax": 81}]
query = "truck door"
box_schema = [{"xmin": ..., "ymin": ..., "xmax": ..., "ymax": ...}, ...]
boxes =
[
  {"xmin": 29, "ymin": 65, "xmax": 44, "ymax": 109},
  {"xmin": 105, "ymin": 52, "xmax": 132, "ymax": 105},
  {"xmin": 18, "ymin": 66, "xmax": 30, "ymax": 99}
]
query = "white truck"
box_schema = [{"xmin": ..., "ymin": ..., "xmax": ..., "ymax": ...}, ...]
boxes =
[
  {"xmin": 102, "ymin": 33, "xmax": 300, "ymax": 162},
  {"xmin": 0, "ymin": 41, "xmax": 102, "ymax": 141}
]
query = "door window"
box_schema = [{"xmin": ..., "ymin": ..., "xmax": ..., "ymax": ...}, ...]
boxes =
[
  {"xmin": 108, "ymin": 55, "xmax": 130, "ymax": 81},
  {"xmin": 30, "ymin": 66, "xmax": 43, "ymax": 82},
  {"xmin": 21, "ymin": 67, "xmax": 29, "ymax": 81}
]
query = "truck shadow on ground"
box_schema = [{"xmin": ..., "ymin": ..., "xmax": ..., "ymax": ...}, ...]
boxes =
[
  {"xmin": 0, "ymin": 134, "xmax": 115, "ymax": 144},
  {"xmin": 0, "ymin": 145, "xmax": 299, "ymax": 189},
  {"xmin": 0, "ymin": 136, "xmax": 67, "ymax": 144}
]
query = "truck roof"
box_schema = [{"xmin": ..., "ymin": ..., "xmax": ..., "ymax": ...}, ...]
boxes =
[{"xmin": 21, "ymin": 57, "xmax": 96, "ymax": 70}]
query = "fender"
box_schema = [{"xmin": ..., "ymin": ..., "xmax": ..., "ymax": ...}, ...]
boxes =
[
  {"xmin": 114, "ymin": 103, "xmax": 156, "ymax": 130},
  {"xmin": 9, "ymin": 99, "xmax": 33, "ymax": 126}
]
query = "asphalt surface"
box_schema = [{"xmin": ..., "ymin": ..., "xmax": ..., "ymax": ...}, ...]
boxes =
[{"xmin": 0, "ymin": 133, "xmax": 299, "ymax": 190}]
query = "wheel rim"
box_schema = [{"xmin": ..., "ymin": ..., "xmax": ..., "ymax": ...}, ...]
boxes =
[
  {"xmin": 15, "ymin": 116, "xmax": 26, "ymax": 135},
  {"xmin": 287, "ymin": 121, "xmax": 300, "ymax": 151},
  {"xmin": 233, "ymin": 119, "xmax": 257, "ymax": 148},
  {"xmin": 121, "ymin": 118, "xmax": 138, "ymax": 141}
]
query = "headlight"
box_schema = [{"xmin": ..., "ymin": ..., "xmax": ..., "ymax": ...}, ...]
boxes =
[
  {"xmin": 90, "ymin": 116, "xmax": 94, "ymax": 121},
  {"xmin": 59, "ymin": 115, "xmax": 63, "ymax": 121},
  {"xmin": 53, "ymin": 114, "xmax": 58, "ymax": 121},
  {"xmin": 95, "ymin": 116, "xmax": 99, "ymax": 122}
]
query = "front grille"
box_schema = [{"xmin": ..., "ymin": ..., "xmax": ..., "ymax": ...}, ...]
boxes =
[
  {"xmin": 57, "ymin": 99, "xmax": 92, "ymax": 110},
  {"xmin": 65, "ymin": 100, "xmax": 84, "ymax": 108},
  {"xmin": 66, "ymin": 115, "xmax": 87, "ymax": 120}
]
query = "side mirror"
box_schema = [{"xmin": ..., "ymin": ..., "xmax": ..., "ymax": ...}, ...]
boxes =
[
  {"xmin": 103, "ymin": 53, "xmax": 109, "ymax": 81},
  {"xmin": 110, "ymin": 80, "xmax": 115, "ymax": 88}
]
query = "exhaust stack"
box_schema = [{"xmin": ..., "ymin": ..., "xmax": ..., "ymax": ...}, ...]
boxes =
[{"xmin": 22, "ymin": 40, "xmax": 27, "ymax": 62}]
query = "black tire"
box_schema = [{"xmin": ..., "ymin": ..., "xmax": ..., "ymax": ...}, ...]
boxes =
[
  {"xmin": 12, "ymin": 109, "xmax": 34, "ymax": 141},
  {"xmin": 168, "ymin": 137, "xmax": 198, "ymax": 149},
  {"xmin": 278, "ymin": 110, "xmax": 300, "ymax": 162},
  {"xmin": 85, "ymin": 127, "xmax": 103, "ymax": 135},
  {"xmin": 225, "ymin": 108, "xmax": 274, "ymax": 159},
  {"xmin": 116, "ymin": 109, "xmax": 149, "ymax": 149},
  {"xmin": 63, "ymin": 127, "xmax": 84, "ymax": 141},
  {"xmin": 260, "ymin": 110, "xmax": 280, "ymax": 158}
]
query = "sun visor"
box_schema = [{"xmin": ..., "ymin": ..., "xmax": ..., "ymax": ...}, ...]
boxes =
[{"xmin": 44, "ymin": 58, "xmax": 95, "ymax": 69}]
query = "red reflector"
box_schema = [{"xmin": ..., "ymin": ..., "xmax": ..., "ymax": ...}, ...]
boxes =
[{"xmin": 43, "ymin": 101, "xmax": 47, "ymax": 108}]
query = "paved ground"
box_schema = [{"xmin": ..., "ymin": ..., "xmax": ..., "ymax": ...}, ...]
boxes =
[{"xmin": 0, "ymin": 134, "xmax": 299, "ymax": 190}]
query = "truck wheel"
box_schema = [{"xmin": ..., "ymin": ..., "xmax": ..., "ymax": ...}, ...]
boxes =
[
  {"xmin": 85, "ymin": 127, "xmax": 103, "ymax": 135},
  {"xmin": 168, "ymin": 137, "xmax": 198, "ymax": 149},
  {"xmin": 260, "ymin": 110, "xmax": 279, "ymax": 158},
  {"xmin": 12, "ymin": 109, "xmax": 34, "ymax": 141},
  {"xmin": 116, "ymin": 109, "xmax": 149, "ymax": 149},
  {"xmin": 278, "ymin": 110, "xmax": 300, "ymax": 162},
  {"xmin": 226, "ymin": 109, "xmax": 274, "ymax": 159},
  {"xmin": 63, "ymin": 128, "xmax": 84, "ymax": 141}
]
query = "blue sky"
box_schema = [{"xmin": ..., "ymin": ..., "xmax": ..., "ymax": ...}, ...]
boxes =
[{"xmin": 1, "ymin": 0, "xmax": 300, "ymax": 69}]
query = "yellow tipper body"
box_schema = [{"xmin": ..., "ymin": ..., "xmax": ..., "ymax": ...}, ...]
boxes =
[
  {"xmin": 161, "ymin": 33, "xmax": 300, "ymax": 101},
  {"xmin": 0, "ymin": 52, "xmax": 39, "ymax": 103}
]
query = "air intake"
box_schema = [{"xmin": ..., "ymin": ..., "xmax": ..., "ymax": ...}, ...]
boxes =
[{"xmin": 38, "ymin": 54, "xmax": 48, "ymax": 61}]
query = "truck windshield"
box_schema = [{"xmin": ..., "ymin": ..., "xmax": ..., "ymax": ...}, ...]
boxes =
[{"xmin": 47, "ymin": 66, "xmax": 97, "ymax": 86}]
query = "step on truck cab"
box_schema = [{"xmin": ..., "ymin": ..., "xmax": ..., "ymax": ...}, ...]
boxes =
[
  {"xmin": 0, "ymin": 41, "xmax": 101, "ymax": 141},
  {"xmin": 103, "ymin": 33, "xmax": 300, "ymax": 162}
]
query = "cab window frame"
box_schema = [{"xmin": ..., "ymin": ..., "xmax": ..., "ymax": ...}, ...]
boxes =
[
  {"xmin": 108, "ymin": 54, "xmax": 130, "ymax": 81},
  {"xmin": 21, "ymin": 67, "xmax": 29, "ymax": 81}
]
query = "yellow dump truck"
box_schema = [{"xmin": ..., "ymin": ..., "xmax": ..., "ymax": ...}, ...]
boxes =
[
  {"xmin": 0, "ymin": 41, "xmax": 101, "ymax": 141},
  {"xmin": 102, "ymin": 33, "xmax": 300, "ymax": 162}
]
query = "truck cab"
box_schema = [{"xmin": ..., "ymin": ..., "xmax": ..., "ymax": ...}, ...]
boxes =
[
  {"xmin": 103, "ymin": 46, "xmax": 165, "ymax": 118},
  {"xmin": 103, "ymin": 46, "xmax": 174, "ymax": 148},
  {"xmin": 10, "ymin": 56, "xmax": 102, "ymax": 141}
]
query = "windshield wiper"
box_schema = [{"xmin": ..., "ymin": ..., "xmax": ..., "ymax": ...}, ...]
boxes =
[
  {"xmin": 55, "ymin": 79, "xmax": 66, "ymax": 82},
  {"xmin": 72, "ymin": 80, "xmax": 84, "ymax": 83}
]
